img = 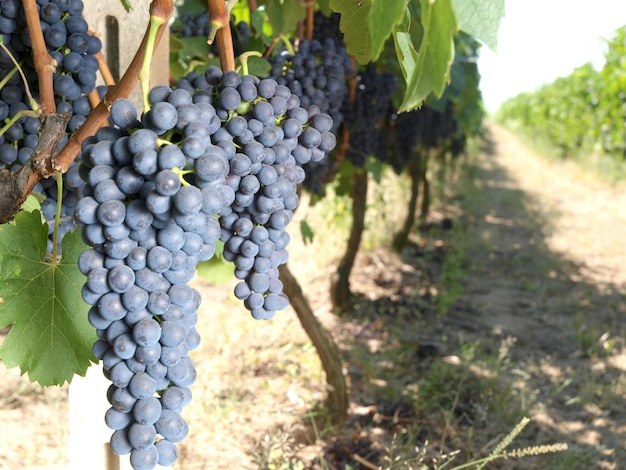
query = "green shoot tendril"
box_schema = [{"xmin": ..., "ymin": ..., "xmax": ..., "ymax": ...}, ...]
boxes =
[
  {"xmin": 140, "ymin": 14, "xmax": 166, "ymax": 112},
  {"xmin": 0, "ymin": 109, "xmax": 39, "ymax": 139},
  {"xmin": 237, "ymin": 51, "xmax": 263, "ymax": 76},
  {"xmin": 51, "ymin": 170, "xmax": 64, "ymax": 265},
  {"xmin": 277, "ymin": 35, "xmax": 295, "ymax": 57},
  {"xmin": 0, "ymin": 39, "xmax": 40, "ymax": 114},
  {"xmin": 0, "ymin": 62, "xmax": 20, "ymax": 91}
]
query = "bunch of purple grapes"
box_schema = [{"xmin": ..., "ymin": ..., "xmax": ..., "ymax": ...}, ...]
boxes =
[
  {"xmin": 0, "ymin": 0, "xmax": 102, "ymax": 254},
  {"xmin": 74, "ymin": 63, "xmax": 337, "ymax": 469},
  {"xmin": 312, "ymin": 10, "xmax": 344, "ymax": 46},
  {"xmin": 267, "ymin": 38, "xmax": 352, "ymax": 193},
  {"xmin": 343, "ymin": 67, "xmax": 398, "ymax": 168}
]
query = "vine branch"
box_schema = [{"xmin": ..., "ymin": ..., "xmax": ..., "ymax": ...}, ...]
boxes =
[
  {"xmin": 209, "ymin": 0, "xmax": 235, "ymax": 72},
  {"xmin": 306, "ymin": 1, "xmax": 314, "ymax": 41},
  {"xmin": 54, "ymin": 0, "xmax": 173, "ymax": 173},
  {"xmin": 23, "ymin": 0, "xmax": 56, "ymax": 115},
  {"xmin": 0, "ymin": 0, "xmax": 174, "ymax": 224},
  {"xmin": 0, "ymin": 113, "xmax": 71, "ymax": 224}
]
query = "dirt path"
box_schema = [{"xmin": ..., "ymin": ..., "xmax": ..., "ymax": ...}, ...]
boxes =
[
  {"xmin": 442, "ymin": 123, "xmax": 626, "ymax": 468},
  {"xmin": 488, "ymin": 124, "xmax": 626, "ymax": 288}
]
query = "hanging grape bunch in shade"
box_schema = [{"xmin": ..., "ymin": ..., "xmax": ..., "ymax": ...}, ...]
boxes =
[
  {"xmin": 343, "ymin": 67, "xmax": 398, "ymax": 168},
  {"xmin": 0, "ymin": 0, "xmax": 103, "ymax": 254},
  {"xmin": 74, "ymin": 63, "xmax": 336, "ymax": 469}
]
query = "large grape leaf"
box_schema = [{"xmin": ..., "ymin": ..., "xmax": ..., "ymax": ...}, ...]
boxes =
[
  {"xmin": 393, "ymin": 31, "xmax": 419, "ymax": 85},
  {"xmin": 330, "ymin": 0, "xmax": 374, "ymax": 64},
  {"xmin": 317, "ymin": 0, "xmax": 332, "ymax": 16},
  {"xmin": 263, "ymin": 0, "xmax": 306, "ymax": 36},
  {"xmin": 451, "ymin": 0, "xmax": 504, "ymax": 52},
  {"xmin": 0, "ymin": 210, "xmax": 96, "ymax": 386},
  {"xmin": 172, "ymin": 0, "xmax": 207, "ymax": 16},
  {"xmin": 368, "ymin": 0, "xmax": 409, "ymax": 60},
  {"xmin": 398, "ymin": 0, "xmax": 457, "ymax": 112}
]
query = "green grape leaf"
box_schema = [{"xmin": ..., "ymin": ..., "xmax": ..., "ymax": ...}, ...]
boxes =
[
  {"xmin": 368, "ymin": 0, "xmax": 409, "ymax": 60},
  {"xmin": 366, "ymin": 156, "xmax": 384, "ymax": 183},
  {"xmin": 196, "ymin": 242, "xmax": 234, "ymax": 284},
  {"xmin": 119, "ymin": 0, "xmax": 132, "ymax": 12},
  {"xmin": 173, "ymin": 0, "xmax": 207, "ymax": 16},
  {"xmin": 231, "ymin": 1, "xmax": 250, "ymax": 23},
  {"xmin": 300, "ymin": 220, "xmax": 315, "ymax": 245},
  {"xmin": 21, "ymin": 194, "xmax": 43, "ymax": 214},
  {"xmin": 0, "ymin": 211, "xmax": 96, "ymax": 387},
  {"xmin": 330, "ymin": 0, "xmax": 374, "ymax": 64},
  {"xmin": 245, "ymin": 55, "xmax": 272, "ymax": 78},
  {"xmin": 251, "ymin": 9, "xmax": 275, "ymax": 47},
  {"xmin": 317, "ymin": 0, "xmax": 333, "ymax": 16},
  {"xmin": 263, "ymin": 0, "xmax": 306, "ymax": 35},
  {"xmin": 169, "ymin": 35, "xmax": 219, "ymax": 80},
  {"xmin": 172, "ymin": 36, "xmax": 211, "ymax": 65},
  {"xmin": 334, "ymin": 159, "xmax": 356, "ymax": 197},
  {"xmin": 398, "ymin": 0, "xmax": 457, "ymax": 112},
  {"xmin": 393, "ymin": 31, "xmax": 419, "ymax": 84},
  {"xmin": 451, "ymin": 0, "xmax": 504, "ymax": 52}
]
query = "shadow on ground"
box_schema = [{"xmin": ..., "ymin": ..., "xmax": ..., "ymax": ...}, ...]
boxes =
[{"xmin": 290, "ymin": 127, "xmax": 626, "ymax": 469}]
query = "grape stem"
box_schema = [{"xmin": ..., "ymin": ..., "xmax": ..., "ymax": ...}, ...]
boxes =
[
  {"xmin": 0, "ymin": 44, "xmax": 39, "ymax": 114},
  {"xmin": 265, "ymin": 34, "xmax": 295, "ymax": 59},
  {"xmin": 140, "ymin": 14, "xmax": 166, "ymax": 111},
  {"xmin": 226, "ymin": 0, "xmax": 239, "ymax": 12},
  {"xmin": 0, "ymin": 60, "xmax": 20, "ymax": 91},
  {"xmin": 89, "ymin": 43, "xmax": 116, "ymax": 110},
  {"xmin": 208, "ymin": 0, "xmax": 235, "ymax": 72},
  {"xmin": 91, "ymin": 32, "xmax": 117, "ymax": 86},
  {"xmin": 0, "ymin": 0, "xmax": 174, "ymax": 224},
  {"xmin": 53, "ymin": 0, "xmax": 173, "ymax": 175},
  {"xmin": 50, "ymin": 170, "xmax": 64, "ymax": 265},
  {"xmin": 23, "ymin": 0, "xmax": 56, "ymax": 115},
  {"xmin": 0, "ymin": 109, "xmax": 39, "ymax": 139},
  {"xmin": 306, "ymin": 1, "xmax": 314, "ymax": 41},
  {"xmin": 237, "ymin": 51, "xmax": 262, "ymax": 76}
]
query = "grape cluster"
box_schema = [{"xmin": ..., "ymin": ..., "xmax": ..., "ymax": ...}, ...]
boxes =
[
  {"xmin": 312, "ymin": 11, "xmax": 344, "ymax": 46},
  {"xmin": 267, "ymin": 39, "xmax": 352, "ymax": 193},
  {"xmin": 75, "ymin": 94, "xmax": 222, "ymax": 468},
  {"xmin": 75, "ymin": 64, "xmax": 336, "ymax": 469},
  {"xmin": 0, "ymin": 0, "xmax": 102, "ymax": 253},
  {"xmin": 170, "ymin": 8, "xmax": 251, "ymax": 58},
  {"xmin": 381, "ymin": 103, "xmax": 462, "ymax": 175},
  {"xmin": 450, "ymin": 133, "xmax": 467, "ymax": 159},
  {"xmin": 268, "ymin": 38, "xmax": 352, "ymax": 130},
  {"xmin": 386, "ymin": 109, "xmax": 423, "ymax": 174},
  {"xmin": 343, "ymin": 68, "xmax": 398, "ymax": 167},
  {"xmin": 415, "ymin": 103, "xmax": 456, "ymax": 150},
  {"xmin": 203, "ymin": 66, "xmax": 336, "ymax": 320}
]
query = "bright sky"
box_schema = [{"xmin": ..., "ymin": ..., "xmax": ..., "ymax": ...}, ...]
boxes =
[{"xmin": 477, "ymin": 1, "xmax": 626, "ymax": 113}]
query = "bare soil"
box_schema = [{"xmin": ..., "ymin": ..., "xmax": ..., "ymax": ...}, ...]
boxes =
[{"xmin": 0, "ymin": 122, "xmax": 625, "ymax": 469}]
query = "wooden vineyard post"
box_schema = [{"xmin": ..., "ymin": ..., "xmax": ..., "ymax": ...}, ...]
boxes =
[{"xmin": 68, "ymin": 2, "xmax": 169, "ymax": 469}]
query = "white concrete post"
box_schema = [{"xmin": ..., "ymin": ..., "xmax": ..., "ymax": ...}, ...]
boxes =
[{"xmin": 69, "ymin": 2, "xmax": 170, "ymax": 469}]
